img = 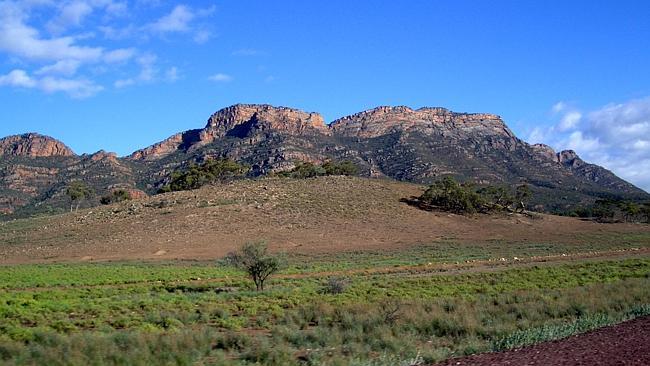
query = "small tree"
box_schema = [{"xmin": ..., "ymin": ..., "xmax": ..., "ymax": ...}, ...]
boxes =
[
  {"xmin": 322, "ymin": 160, "xmax": 358, "ymax": 176},
  {"xmin": 66, "ymin": 181, "xmax": 94, "ymax": 212},
  {"xmin": 515, "ymin": 184, "xmax": 532, "ymax": 213},
  {"xmin": 478, "ymin": 185, "xmax": 514, "ymax": 211},
  {"xmin": 226, "ymin": 241, "xmax": 284, "ymax": 291},
  {"xmin": 419, "ymin": 177, "xmax": 485, "ymax": 214}
]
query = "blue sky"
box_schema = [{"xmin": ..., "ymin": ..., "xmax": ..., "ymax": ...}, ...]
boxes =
[{"xmin": 1, "ymin": 1, "xmax": 650, "ymax": 191}]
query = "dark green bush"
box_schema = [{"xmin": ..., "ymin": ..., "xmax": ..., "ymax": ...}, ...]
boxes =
[
  {"xmin": 279, "ymin": 160, "xmax": 358, "ymax": 179},
  {"xmin": 417, "ymin": 177, "xmax": 533, "ymax": 215},
  {"xmin": 419, "ymin": 177, "xmax": 486, "ymax": 214},
  {"xmin": 159, "ymin": 158, "xmax": 249, "ymax": 193},
  {"xmin": 100, "ymin": 190, "xmax": 132, "ymax": 205}
]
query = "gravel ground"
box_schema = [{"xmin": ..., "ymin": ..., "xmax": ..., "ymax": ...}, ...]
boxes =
[{"xmin": 435, "ymin": 316, "xmax": 650, "ymax": 366}]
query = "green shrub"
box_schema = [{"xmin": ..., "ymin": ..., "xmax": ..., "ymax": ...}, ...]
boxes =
[
  {"xmin": 322, "ymin": 277, "xmax": 350, "ymax": 294},
  {"xmin": 159, "ymin": 158, "xmax": 249, "ymax": 193},
  {"xmin": 416, "ymin": 177, "xmax": 532, "ymax": 215},
  {"xmin": 100, "ymin": 189, "xmax": 132, "ymax": 205},
  {"xmin": 419, "ymin": 177, "xmax": 486, "ymax": 214},
  {"xmin": 224, "ymin": 241, "xmax": 285, "ymax": 291},
  {"xmin": 279, "ymin": 160, "xmax": 358, "ymax": 179}
]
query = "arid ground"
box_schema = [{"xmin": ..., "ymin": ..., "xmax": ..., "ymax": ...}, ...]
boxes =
[
  {"xmin": 2, "ymin": 176, "xmax": 649, "ymax": 264},
  {"xmin": 1, "ymin": 177, "xmax": 648, "ymax": 365},
  {"xmin": 435, "ymin": 316, "xmax": 650, "ymax": 366}
]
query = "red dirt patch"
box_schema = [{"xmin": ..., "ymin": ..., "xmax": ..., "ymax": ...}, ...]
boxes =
[{"xmin": 435, "ymin": 316, "xmax": 650, "ymax": 366}]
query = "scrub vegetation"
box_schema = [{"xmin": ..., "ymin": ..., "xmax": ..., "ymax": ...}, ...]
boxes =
[{"xmin": 1, "ymin": 247, "xmax": 648, "ymax": 365}]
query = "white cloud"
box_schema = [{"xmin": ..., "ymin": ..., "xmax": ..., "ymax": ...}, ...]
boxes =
[
  {"xmin": 113, "ymin": 78, "xmax": 134, "ymax": 88},
  {"xmin": 529, "ymin": 97, "xmax": 650, "ymax": 192},
  {"xmin": 104, "ymin": 1, "xmax": 127, "ymax": 17},
  {"xmin": 46, "ymin": 1, "xmax": 94, "ymax": 34},
  {"xmin": 145, "ymin": 4, "xmax": 215, "ymax": 41},
  {"xmin": 0, "ymin": 11, "xmax": 104, "ymax": 62},
  {"xmin": 0, "ymin": 68, "xmax": 102, "ymax": 98},
  {"xmin": 39, "ymin": 74, "xmax": 103, "ymax": 97},
  {"xmin": 164, "ymin": 66, "xmax": 179, "ymax": 82},
  {"xmin": 208, "ymin": 73, "xmax": 232, "ymax": 82},
  {"xmin": 558, "ymin": 111, "xmax": 582, "ymax": 131},
  {"xmin": 0, "ymin": 1, "xmax": 216, "ymax": 96},
  {"xmin": 136, "ymin": 53, "xmax": 156, "ymax": 81},
  {"xmin": 193, "ymin": 29, "xmax": 211, "ymax": 44},
  {"xmin": 35, "ymin": 59, "xmax": 81, "ymax": 76},
  {"xmin": 148, "ymin": 5, "xmax": 194, "ymax": 33},
  {"xmin": 551, "ymin": 101, "xmax": 567, "ymax": 114},
  {"xmin": 113, "ymin": 53, "xmax": 159, "ymax": 88},
  {"xmin": 103, "ymin": 47, "xmax": 136, "ymax": 63},
  {"xmin": 0, "ymin": 69, "xmax": 37, "ymax": 87},
  {"xmin": 565, "ymin": 130, "xmax": 599, "ymax": 153},
  {"xmin": 98, "ymin": 24, "xmax": 135, "ymax": 40}
]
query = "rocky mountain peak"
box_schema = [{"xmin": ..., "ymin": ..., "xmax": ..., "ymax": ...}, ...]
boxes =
[
  {"xmin": 330, "ymin": 106, "xmax": 511, "ymax": 139},
  {"xmin": 557, "ymin": 149, "xmax": 583, "ymax": 168},
  {"xmin": 205, "ymin": 104, "xmax": 328, "ymax": 133},
  {"xmin": 0, "ymin": 133, "xmax": 75, "ymax": 157},
  {"xmin": 531, "ymin": 143, "xmax": 558, "ymax": 161},
  {"xmin": 130, "ymin": 104, "xmax": 329, "ymax": 160},
  {"xmin": 86, "ymin": 150, "xmax": 119, "ymax": 163}
]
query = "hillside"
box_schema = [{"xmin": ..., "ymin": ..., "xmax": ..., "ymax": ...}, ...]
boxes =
[
  {"xmin": 2, "ymin": 176, "xmax": 649, "ymax": 264},
  {"xmin": 0, "ymin": 104, "xmax": 647, "ymax": 217}
]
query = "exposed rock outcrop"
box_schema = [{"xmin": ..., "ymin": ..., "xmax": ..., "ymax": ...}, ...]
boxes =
[
  {"xmin": 0, "ymin": 133, "xmax": 75, "ymax": 157},
  {"xmin": 130, "ymin": 104, "xmax": 327, "ymax": 160},
  {"xmin": 330, "ymin": 106, "xmax": 514, "ymax": 140}
]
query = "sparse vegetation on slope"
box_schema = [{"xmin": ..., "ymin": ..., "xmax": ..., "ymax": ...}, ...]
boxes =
[
  {"xmin": 568, "ymin": 198, "xmax": 650, "ymax": 223},
  {"xmin": 158, "ymin": 158, "xmax": 249, "ymax": 193},
  {"xmin": 277, "ymin": 160, "xmax": 358, "ymax": 179},
  {"xmin": 411, "ymin": 177, "xmax": 532, "ymax": 215}
]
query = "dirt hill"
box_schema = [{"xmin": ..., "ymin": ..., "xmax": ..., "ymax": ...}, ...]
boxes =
[{"xmin": 1, "ymin": 176, "xmax": 648, "ymax": 264}]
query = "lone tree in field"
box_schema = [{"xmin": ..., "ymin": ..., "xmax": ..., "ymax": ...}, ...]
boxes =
[
  {"xmin": 226, "ymin": 241, "xmax": 284, "ymax": 291},
  {"xmin": 66, "ymin": 181, "xmax": 94, "ymax": 212}
]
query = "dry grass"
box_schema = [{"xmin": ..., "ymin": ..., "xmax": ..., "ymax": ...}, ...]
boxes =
[{"xmin": 1, "ymin": 176, "xmax": 649, "ymax": 264}]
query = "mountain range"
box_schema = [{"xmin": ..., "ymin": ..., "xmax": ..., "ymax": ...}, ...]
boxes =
[{"xmin": 1, "ymin": 104, "xmax": 647, "ymax": 217}]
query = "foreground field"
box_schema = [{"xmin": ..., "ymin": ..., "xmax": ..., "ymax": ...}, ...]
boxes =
[
  {"xmin": 1, "ymin": 249, "xmax": 649, "ymax": 365},
  {"xmin": 1, "ymin": 177, "xmax": 649, "ymax": 365}
]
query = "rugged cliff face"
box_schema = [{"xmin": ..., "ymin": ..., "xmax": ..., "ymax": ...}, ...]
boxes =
[
  {"xmin": 0, "ymin": 133, "xmax": 75, "ymax": 157},
  {"xmin": 1, "ymin": 103, "xmax": 647, "ymax": 217},
  {"xmin": 130, "ymin": 104, "xmax": 328, "ymax": 160},
  {"xmin": 330, "ymin": 106, "xmax": 514, "ymax": 140}
]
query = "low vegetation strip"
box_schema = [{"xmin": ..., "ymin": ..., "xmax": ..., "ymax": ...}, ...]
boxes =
[
  {"xmin": 491, "ymin": 305, "xmax": 650, "ymax": 351},
  {"xmin": 0, "ymin": 258, "xmax": 648, "ymax": 365}
]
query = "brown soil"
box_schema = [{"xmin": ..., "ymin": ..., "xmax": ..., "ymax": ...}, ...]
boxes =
[
  {"xmin": 1, "ymin": 176, "xmax": 648, "ymax": 264},
  {"xmin": 435, "ymin": 316, "xmax": 650, "ymax": 366}
]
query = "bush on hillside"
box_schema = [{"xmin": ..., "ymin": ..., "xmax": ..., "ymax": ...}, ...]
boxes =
[
  {"xmin": 414, "ymin": 177, "xmax": 533, "ymax": 215},
  {"xmin": 159, "ymin": 159, "xmax": 249, "ymax": 193},
  {"xmin": 100, "ymin": 189, "xmax": 132, "ymax": 205},
  {"xmin": 569, "ymin": 199, "xmax": 650, "ymax": 223},
  {"xmin": 278, "ymin": 160, "xmax": 358, "ymax": 179},
  {"xmin": 419, "ymin": 177, "xmax": 486, "ymax": 214}
]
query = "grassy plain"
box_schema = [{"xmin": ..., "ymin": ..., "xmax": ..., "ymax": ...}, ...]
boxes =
[
  {"xmin": 1, "ymin": 177, "xmax": 649, "ymax": 365},
  {"xmin": 1, "ymin": 247, "xmax": 649, "ymax": 365}
]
